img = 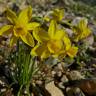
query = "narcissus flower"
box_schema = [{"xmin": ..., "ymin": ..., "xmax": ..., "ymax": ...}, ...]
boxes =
[
  {"xmin": 31, "ymin": 20, "xmax": 78, "ymax": 59},
  {"xmin": 44, "ymin": 8, "xmax": 64, "ymax": 22},
  {"xmin": 72, "ymin": 18, "xmax": 91, "ymax": 42},
  {"xmin": 0, "ymin": 6, "xmax": 40, "ymax": 46}
]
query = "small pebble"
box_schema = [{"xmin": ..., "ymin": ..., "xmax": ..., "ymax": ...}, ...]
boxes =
[
  {"xmin": 57, "ymin": 71, "xmax": 62, "ymax": 77},
  {"xmin": 1, "ymin": 88, "xmax": 6, "ymax": 92},
  {"xmin": 58, "ymin": 82, "xmax": 65, "ymax": 89},
  {"xmin": 61, "ymin": 75, "xmax": 69, "ymax": 83}
]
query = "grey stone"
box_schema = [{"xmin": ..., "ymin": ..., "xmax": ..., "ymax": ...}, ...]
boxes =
[{"xmin": 68, "ymin": 71, "xmax": 85, "ymax": 80}]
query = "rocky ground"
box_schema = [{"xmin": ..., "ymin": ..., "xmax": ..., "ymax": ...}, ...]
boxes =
[{"xmin": 0, "ymin": 0, "xmax": 96, "ymax": 96}]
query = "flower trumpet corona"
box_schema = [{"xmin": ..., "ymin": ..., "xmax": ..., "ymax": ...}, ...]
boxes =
[
  {"xmin": 0, "ymin": 6, "xmax": 40, "ymax": 47},
  {"xmin": 31, "ymin": 20, "xmax": 78, "ymax": 59}
]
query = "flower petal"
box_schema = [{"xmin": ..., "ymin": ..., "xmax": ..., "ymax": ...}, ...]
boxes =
[
  {"xmin": 63, "ymin": 36, "xmax": 71, "ymax": 51},
  {"xmin": 0, "ymin": 25, "xmax": 13, "ymax": 35},
  {"xmin": 41, "ymin": 48, "xmax": 50, "ymax": 59},
  {"xmin": 27, "ymin": 22, "xmax": 40, "ymax": 30},
  {"xmin": 78, "ymin": 18, "xmax": 88, "ymax": 30},
  {"xmin": 44, "ymin": 16, "xmax": 50, "ymax": 22},
  {"xmin": 10, "ymin": 36, "xmax": 17, "ymax": 46},
  {"xmin": 31, "ymin": 43, "xmax": 50, "ymax": 59},
  {"xmin": 18, "ymin": 6, "xmax": 32, "ymax": 24},
  {"xmin": 54, "ymin": 29, "xmax": 65, "ymax": 40},
  {"xmin": 20, "ymin": 32, "xmax": 34, "ymax": 47},
  {"xmin": 31, "ymin": 44, "xmax": 40, "ymax": 56},
  {"xmin": 48, "ymin": 20, "xmax": 57, "ymax": 38},
  {"xmin": 67, "ymin": 46, "xmax": 78, "ymax": 58},
  {"xmin": 6, "ymin": 9, "xmax": 17, "ymax": 24},
  {"xmin": 33, "ymin": 27, "xmax": 49, "ymax": 43}
]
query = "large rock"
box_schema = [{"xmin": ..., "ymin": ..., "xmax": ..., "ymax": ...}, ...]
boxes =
[
  {"xmin": 79, "ymin": 79, "xmax": 96, "ymax": 95},
  {"xmin": 45, "ymin": 81, "xmax": 64, "ymax": 96},
  {"xmin": 67, "ymin": 70, "xmax": 85, "ymax": 80}
]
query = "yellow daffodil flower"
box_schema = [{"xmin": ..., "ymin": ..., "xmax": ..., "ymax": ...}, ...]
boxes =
[
  {"xmin": 31, "ymin": 20, "xmax": 78, "ymax": 59},
  {"xmin": 0, "ymin": 6, "xmax": 40, "ymax": 46},
  {"xmin": 44, "ymin": 8, "xmax": 64, "ymax": 22},
  {"xmin": 52, "ymin": 8, "xmax": 64, "ymax": 22},
  {"xmin": 73, "ymin": 18, "xmax": 91, "ymax": 42}
]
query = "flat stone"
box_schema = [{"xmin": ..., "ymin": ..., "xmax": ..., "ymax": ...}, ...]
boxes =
[{"xmin": 45, "ymin": 81, "xmax": 64, "ymax": 96}]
